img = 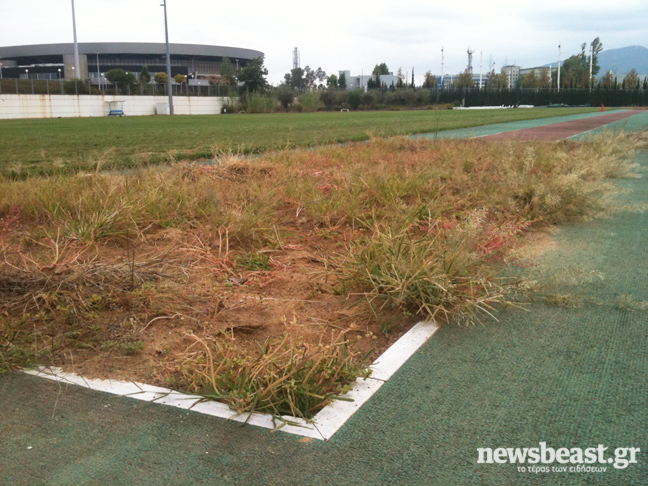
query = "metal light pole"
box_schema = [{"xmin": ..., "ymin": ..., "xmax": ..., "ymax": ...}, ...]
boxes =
[
  {"xmin": 589, "ymin": 43, "xmax": 594, "ymax": 91},
  {"xmin": 96, "ymin": 52, "xmax": 100, "ymax": 88},
  {"xmin": 71, "ymin": 0, "xmax": 80, "ymax": 78},
  {"xmin": 557, "ymin": 43, "xmax": 561, "ymax": 92},
  {"xmin": 161, "ymin": 0, "xmax": 174, "ymax": 115}
]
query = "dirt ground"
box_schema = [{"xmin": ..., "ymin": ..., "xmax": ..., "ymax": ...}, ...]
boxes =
[{"xmin": 1, "ymin": 221, "xmax": 413, "ymax": 388}]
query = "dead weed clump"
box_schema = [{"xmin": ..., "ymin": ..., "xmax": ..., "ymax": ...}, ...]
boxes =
[{"xmin": 171, "ymin": 324, "xmax": 371, "ymax": 420}]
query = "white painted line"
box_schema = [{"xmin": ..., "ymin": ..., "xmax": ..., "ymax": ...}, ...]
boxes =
[
  {"xmin": 313, "ymin": 377, "xmax": 385, "ymax": 440},
  {"xmin": 370, "ymin": 321, "xmax": 439, "ymax": 381},
  {"xmin": 472, "ymin": 132, "xmax": 503, "ymax": 138},
  {"xmin": 23, "ymin": 319, "xmax": 440, "ymax": 441}
]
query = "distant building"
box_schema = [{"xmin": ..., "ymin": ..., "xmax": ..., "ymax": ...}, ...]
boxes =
[
  {"xmin": 501, "ymin": 65, "xmax": 521, "ymax": 88},
  {"xmin": 339, "ymin": 70, "xmax": 399, "ymax": 90},
  {"xmin": 519, "ymin": 66, "xmax": 551, "ymax": 77},
  {"xmin": 0, "ymin": 42, "xmax": 263, "ymax": 83},
  {"xmin": 437, "ymin": 73, "xmax": 486, "ymax": 89}
]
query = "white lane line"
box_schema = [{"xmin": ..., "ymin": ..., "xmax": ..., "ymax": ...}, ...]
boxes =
[
  {"xmin": 23, "ymin": 320, "xmax": 440, "ymax": 441},
  {"xmin": 472, "ymin": 132, "xmax": 503, "ymax": 138}
]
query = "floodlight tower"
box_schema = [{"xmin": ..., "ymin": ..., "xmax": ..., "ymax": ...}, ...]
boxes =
[
  {"xmin": 557, "ymin": 43, "xmax": 562, "ymax": 92},
  {"xmin": 70, "ymin": 0, "xmax": 80, "ymax": 78},
  {"xmin": 161, "ymin": 0, "xmax": 174, "ymax": 115},
  {"xmin": 589, "ymin": 42, "xmax": 594, "ymax": 91}
]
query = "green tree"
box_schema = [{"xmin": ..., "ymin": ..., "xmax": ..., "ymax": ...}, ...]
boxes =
[
  {"xmin": 456, "ymin": 69, "xmax": 475, "ymax": 88},
  {"xmin": 174, "ymin": 74, "xmax": 186, "ymax": 84},
  {"xmin": 304, "ymin": 66, "xmax": 326, "ymax": 89},
  {"xmin": 338, "ymin": 72, "xmax": 347, "ymax": 90},
  {"xmin": 106, "ymin": 69, "xmax": 137, "ymax": 87},
  {"xmin": 560, "ymin": 37, "xmax": 604, "ymax": 88},
  {"xmin": 485, "ymin": 70, "xmax": 507, "ymax": 89},
  {"xmin": 590, "ymin": 37, "xmax": 603, "ymax": 76},
  {"xmin": 372, "ymin": 63, "xmax": 389, "ymax": 86},
  {"xmin": 521, "ymin": 69, "xmax": 539, "ymax": 88},
  {"xmin": 347, "ymin": 89, "xmax": 362, "ymax": 109},
  {"xmin": 219, "ymin": 57, "xmax": 236, "ymax": 85},
  {"xmin": 600, "ymin": 70, "xmax": 615, "ymax": 89},
  {"xmin": 106, "ymin": 69, "xmax": 135, "ymax": 83},
  {"xmin": 396, "ymin": 68, "xmax": 405, "ymax": 88},
  {"xmin": 538, "ymin": 69, "xmax": 551, "ymax": 89},
  {"xmin": 275, "ymin": 85, "xmax": 295, "ymax": 109},
  {"xmin": 284, "ymin": 67, "xmax": 304, "ymax": 90},
  {"xmin": 238, "ymin": 57, "xmax": 269, "ymax": 93},
  {"xmin": 154, "ymin": 72, "xmax": 168, "ymax": 84},
  {"xmin": 139, "ymin": 65, "xmax": 151, "ymax": 84},
  {"xmin": 423, "ymin": 71, "xmax": 436, "ymax": 89},
  {"xmin": 623, "ymin": 69, "xmax": 640, "ymax": 89},
  {"xmin": 327, "ymin": 74, "xmax": 338, "ymax": 88},
  {"xmin": 561, "ymin": 54, "xmax": 586, "ymax": 88},
  {"xmin": 373, "ymin": 63, "xmax": 389, "ymax": 76}
]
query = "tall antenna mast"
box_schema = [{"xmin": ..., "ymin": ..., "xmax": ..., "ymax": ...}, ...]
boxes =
[
  {"xmin": 467, "ymin": 48, "xmax": 475, "ymax": 72},
  {"xmin": 440, "ymin": 46, "xmax": 444, "ymax": 89},
  {"xmin": 292, "ymin": 47, "xmax": 300, "ymax": 70},
  {"xmin": 479, "ymin": 51, "xmax": 483, "ymax": 88}
]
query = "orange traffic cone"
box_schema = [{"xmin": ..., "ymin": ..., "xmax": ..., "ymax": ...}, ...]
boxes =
[{"xmin": 601, "ymin": 104, "xmax": 605, "ymax": 112}]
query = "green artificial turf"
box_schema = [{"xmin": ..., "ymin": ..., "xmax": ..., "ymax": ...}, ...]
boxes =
[{"xmin": 0, "ymin": 107, "xmax": 600, "ymax": 177}]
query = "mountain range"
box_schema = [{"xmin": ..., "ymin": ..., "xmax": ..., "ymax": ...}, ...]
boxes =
[
  {"xmin": 598, "ymin": 46, "xmax": 648, "ymax": 75},
  {"xmin": 541, "ymin": 45, "xmax": 647, "ymax": 76}
]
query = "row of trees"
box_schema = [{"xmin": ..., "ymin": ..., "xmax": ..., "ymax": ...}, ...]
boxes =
[
  {"xmin": 454, "ymin": 66, "xmax": 647, "ymax": 90},
  {"xmin": 105, "ymin": 67, "xmax": 186, "ymax": 87},
  {"xmin": 102, "ymin": 56, "xmax": 270, "ymax": 93},
  {"xmin": 225, "ymin": 84, "xmax": 647, "ymax": 115}
]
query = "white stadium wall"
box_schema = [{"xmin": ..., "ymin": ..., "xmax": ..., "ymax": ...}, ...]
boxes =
[{"xmin": 0, "ymin": 95, "xmax": 226, "ymax": 119}]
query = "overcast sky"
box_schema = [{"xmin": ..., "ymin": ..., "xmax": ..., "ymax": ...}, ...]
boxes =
[{"xmin": 1, "ymin": 0, "xmax": 646, "ymax": 84}]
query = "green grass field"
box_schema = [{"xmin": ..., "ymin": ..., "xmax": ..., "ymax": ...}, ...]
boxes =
[{"xmin": 0, "ymin": 107, "xmax": 599, "ymax": 177}]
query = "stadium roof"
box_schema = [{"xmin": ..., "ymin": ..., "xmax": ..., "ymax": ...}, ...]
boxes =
[{"xmin": 0, "ymin": 42, "xmax": 263, "ymax": 62}]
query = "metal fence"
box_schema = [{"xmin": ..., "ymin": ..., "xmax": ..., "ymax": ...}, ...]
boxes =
[{"xmin": 0, "ymin": 78, "xmax": 239, "ymax": 97}]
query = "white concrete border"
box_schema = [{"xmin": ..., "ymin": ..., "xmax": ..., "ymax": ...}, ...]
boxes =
[
  {"xmin": 24, "ymin": 320, "xmax": 439, "ymax": 441},
  {"xmin": 0, "ymin": 94, "xmax": 227, "ymax": 119}
]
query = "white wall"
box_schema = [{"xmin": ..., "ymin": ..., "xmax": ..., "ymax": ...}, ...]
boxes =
[{"xmin": 0, "ymin": 94, "xmax": 227, "ymax": 119}]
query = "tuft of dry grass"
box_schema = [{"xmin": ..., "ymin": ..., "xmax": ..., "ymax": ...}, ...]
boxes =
[{"xmin": 171, "ymin": 324, "xmax": 371, "ymax": 420}]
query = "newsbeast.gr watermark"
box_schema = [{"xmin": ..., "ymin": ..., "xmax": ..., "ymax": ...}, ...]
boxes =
[{"xmin": 477, "ymin": 442, "xmax": 640, "ymax": 473}]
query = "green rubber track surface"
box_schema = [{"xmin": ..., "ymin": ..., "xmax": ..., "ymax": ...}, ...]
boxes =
[
  {"xmin": 415, "ymin": 108, "xmax": 631, "ymax": 139},
  {"xmin": 1, "ymin": 112, "xmax": 647, "ymax": 486}
]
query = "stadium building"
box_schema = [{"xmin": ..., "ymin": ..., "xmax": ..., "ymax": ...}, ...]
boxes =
[{"xmin": 0, "ymin": 42, "xmax": 263, "ymax": 84}]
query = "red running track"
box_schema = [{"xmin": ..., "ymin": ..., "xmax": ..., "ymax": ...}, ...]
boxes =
[{"xmin": 481, "ymin": 110, "xmax": 644, "ymax": 141}]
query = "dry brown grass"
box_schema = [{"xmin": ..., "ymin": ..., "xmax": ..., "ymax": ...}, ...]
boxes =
[{"xmin": 1, "ymin": 132, "xmax": 643, "ymax": 416}]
